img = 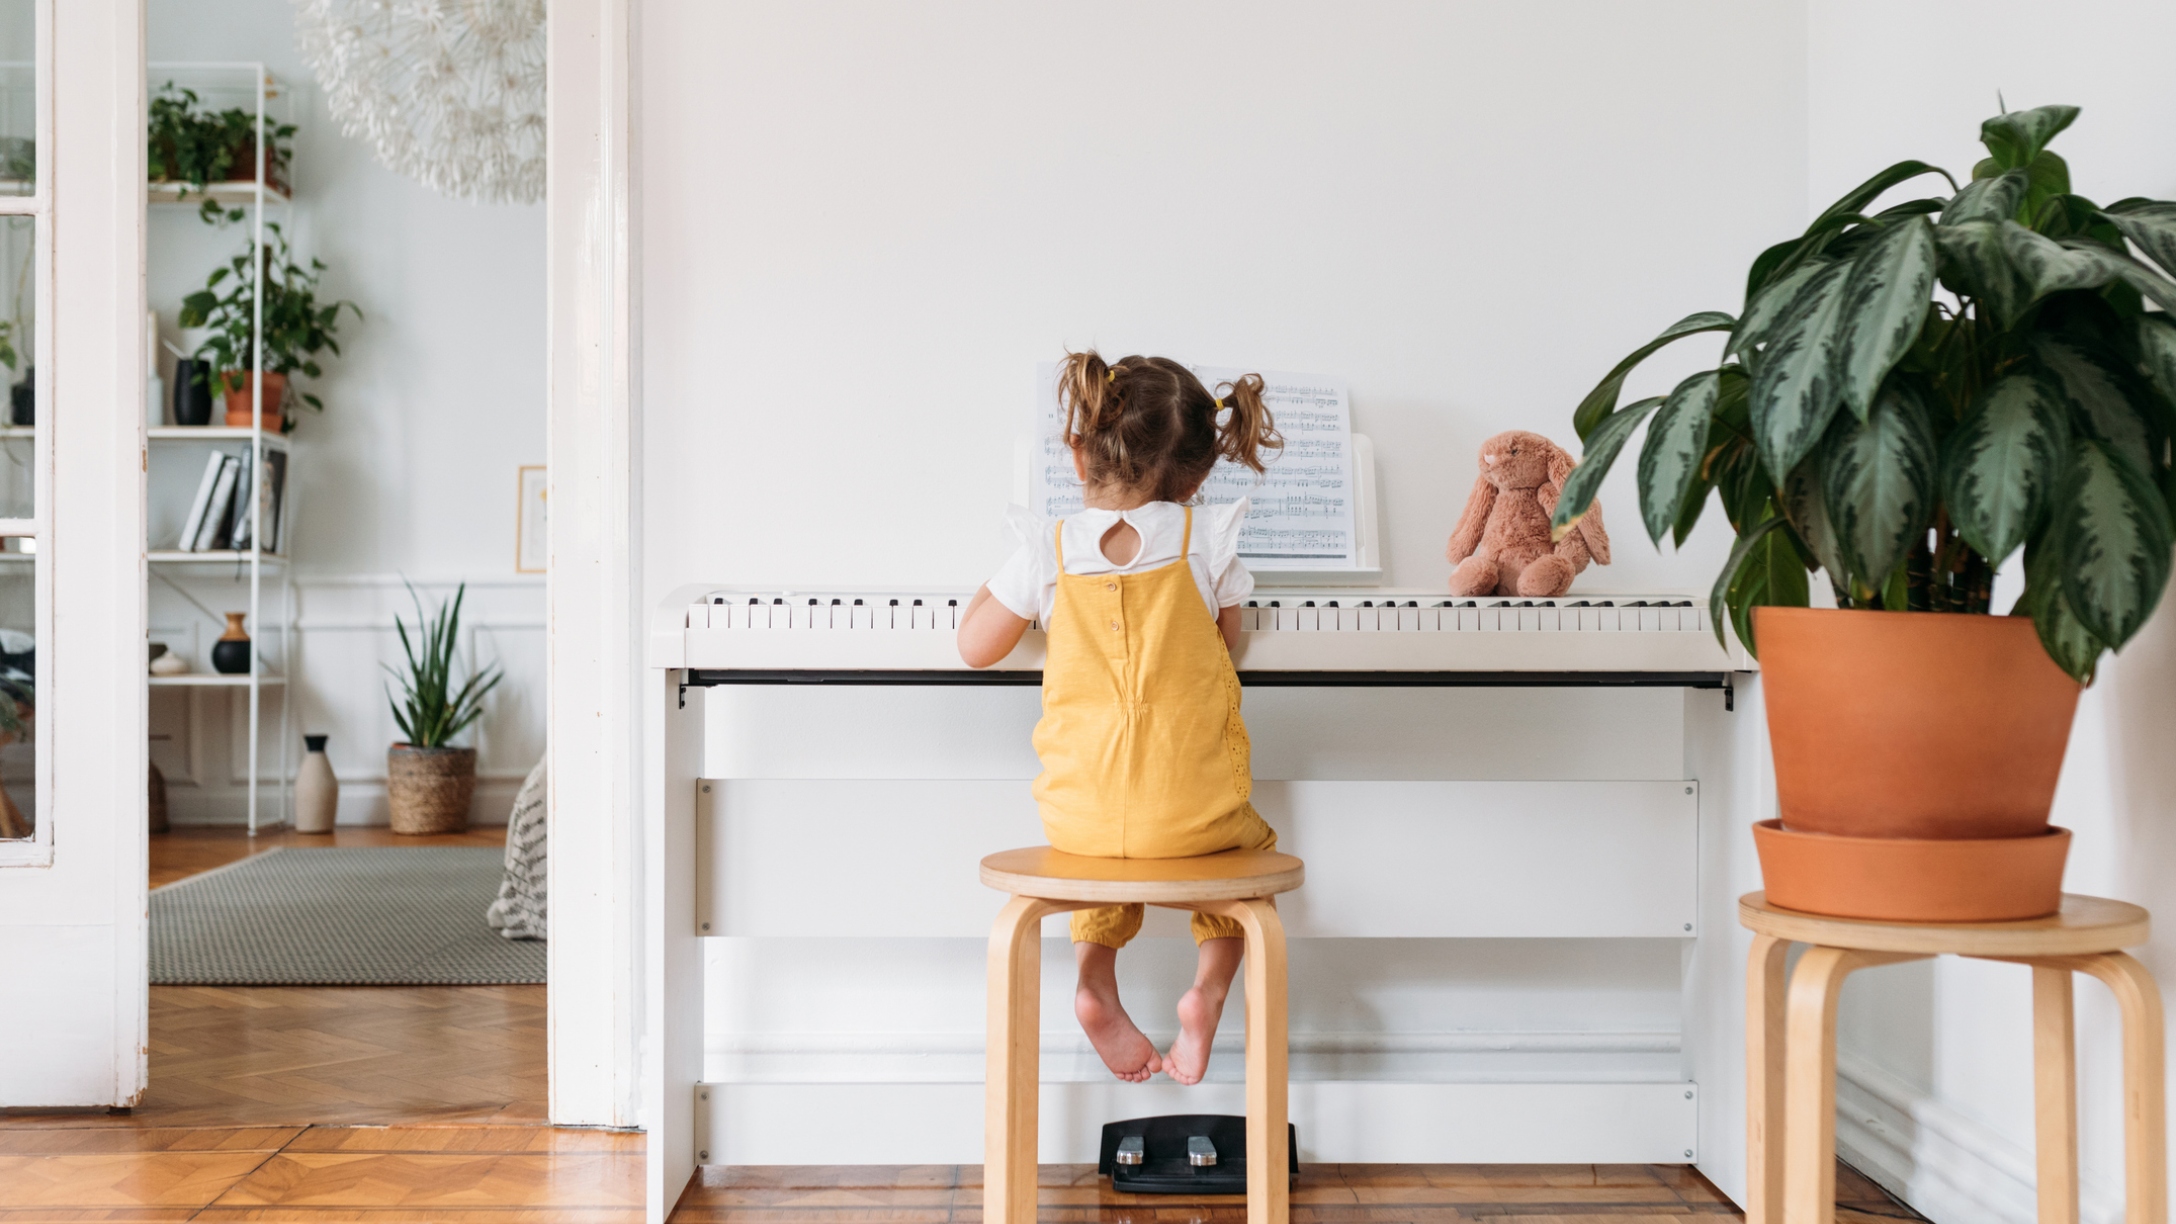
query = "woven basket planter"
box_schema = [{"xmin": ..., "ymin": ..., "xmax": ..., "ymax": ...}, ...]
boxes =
[{"xmin": 386, "ymin": 744, "xmax": 476, "ymax": 835}]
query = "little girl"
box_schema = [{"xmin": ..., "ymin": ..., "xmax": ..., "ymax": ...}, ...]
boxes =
[{"xmin": 958, "ymin": 351, "xmax": 1281, "ymax": 1085}]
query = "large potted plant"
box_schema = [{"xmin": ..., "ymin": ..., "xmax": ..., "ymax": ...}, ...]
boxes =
[
  {"xmin": 178, "ymin": 222, "xmax": 359, "ymax": 430},
  {"xmin": 383, "ymin": 583, "xmax": 500, "ymax": 835},
  {"xmin": 1552, "ymin": 105, "xmax": 2176, "ymax": 921}
]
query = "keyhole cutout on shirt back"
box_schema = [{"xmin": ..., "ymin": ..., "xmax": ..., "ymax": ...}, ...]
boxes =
[{"xmin": 1098, "ymin": 519, "xmax": 1143, "ymax": 567}]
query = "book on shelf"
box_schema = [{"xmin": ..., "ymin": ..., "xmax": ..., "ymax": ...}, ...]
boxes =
[
  {"xmin": 228, "ymin": 449, "xmax": 287, "ymax": 553},
  {"xmin": 176, "ymin": 451, "xmax": 227, "ymax": 551},
  {"xmin": 194, "ymin": 456, "xmax": 240, "ymax": 551}
]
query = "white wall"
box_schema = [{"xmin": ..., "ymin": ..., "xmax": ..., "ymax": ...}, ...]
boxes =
[
  {"xmin": 144, "ymin": 0, "xmax": 544, "ymax": 823},
  {"xmin": 1809, "ymin": 6, "xmax": 2176, "ymax": 1223},
  {"xmin": 639, "ymin": 0, "xmax": 1804, "ymax": 604}
]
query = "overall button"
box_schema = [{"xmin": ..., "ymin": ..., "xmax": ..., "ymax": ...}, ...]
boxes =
[
  {"xmin": 1105, "ymin": 581, "xmax": 1118, "ymax": 591},
  {"xmin": 1110, "ymin": 620, "xmax": 1122, "ymax": 632}
]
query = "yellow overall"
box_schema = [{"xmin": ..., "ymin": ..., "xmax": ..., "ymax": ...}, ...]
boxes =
[{"xmin": 1031, "ymin": 507, "xmax": 1278, "ymax": 948}]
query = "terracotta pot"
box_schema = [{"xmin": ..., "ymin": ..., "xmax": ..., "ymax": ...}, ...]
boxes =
[
  {"xmin": 1756, "ymin": 607, "xmax": 2082, "ymax": 840},
  {"xmin": 386, "ymin": 744, "xmax": 475, "ymax": 835},
  {"xmin": 221, "ymin": 370, "xmax": 286, "ymax": 429},
  {"xmin": 1754, "ymin": 820, "xmax": 2070, "ymax": 922}
]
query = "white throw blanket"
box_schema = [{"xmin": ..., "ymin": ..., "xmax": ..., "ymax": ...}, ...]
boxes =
[{"xmin": 486, "ymin": 760, "xmax": 547, "ymax": 941}]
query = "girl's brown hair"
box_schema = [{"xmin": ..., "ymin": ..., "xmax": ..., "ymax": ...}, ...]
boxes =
[{"xmin": 1056, "ymin": 351, "xmax": 1282, "ymax": 502}]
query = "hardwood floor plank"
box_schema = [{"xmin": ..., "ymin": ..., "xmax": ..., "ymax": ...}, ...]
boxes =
[
  {"xmin": 0, "ymin": 1152, "xmax": 273, "ymax": 1208},
  {"xmin": 0, "ymin": 1210, "xmax": 203, "ymax": 1222},
  {"xmin": 211, "ymin": 1152, "xmax": 642, "ymax": 1209},
  {"xmin": 150, "ymin": 826, "xmax": 507, "ymax": 890},
  {"xmin": 196, "ymin": 1211, "xmax": 643, "ymax": 1223},
  {"xmin": 0, "ymin": 1129, "xmax": 298, "ymax": 1155},
  {"xmin": 281, "ymin": 1125, "xmax": 641, "ymax": 1154}
]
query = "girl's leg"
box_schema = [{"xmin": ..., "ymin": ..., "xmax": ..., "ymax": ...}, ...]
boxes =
[
  {"xmin": 1074, "ymin": 939, "xmax": 1162, "ymax": 1082},
  {"xmin": 1165, "ymin": 936, "xmax": 1243, "ymax": 1085}
]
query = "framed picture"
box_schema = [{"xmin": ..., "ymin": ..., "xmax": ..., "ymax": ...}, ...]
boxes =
[{"xmin": 516, "ymin": 465, "xmax": 547, "ymax": 573}]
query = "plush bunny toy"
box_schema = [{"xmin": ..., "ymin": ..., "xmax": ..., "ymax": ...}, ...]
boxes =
[{"xmin": 1445, "ymin": 429, "xmax": 1611, "ymax": 597}]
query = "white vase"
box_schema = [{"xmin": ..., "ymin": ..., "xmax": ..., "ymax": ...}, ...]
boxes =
[{"xmin": 294, "ymin": 734, "xmax": 337, "ymax": 833}]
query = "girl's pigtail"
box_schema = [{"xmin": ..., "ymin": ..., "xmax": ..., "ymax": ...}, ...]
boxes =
[
  {"xmin": 1057, "ymin": 349, "xmax": 1112, "ymax": 449},
  {"xmin": 1215, "ymin": 373, "xmax": 1282, "ymax": 473}
]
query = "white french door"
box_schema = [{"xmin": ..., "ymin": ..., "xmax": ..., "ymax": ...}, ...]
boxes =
[{"xmin": 0, "ymin": 0, "xmax": 148, "ymax": 1106}]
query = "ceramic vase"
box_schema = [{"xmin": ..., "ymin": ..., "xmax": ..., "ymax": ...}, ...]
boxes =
[
  {"xmin": 210, "ymin": 612, "xmax": 251, "ymax": 675},
  {"xmin": 294, "ymin": 735, "xmax": 336, "ymax": 834},
  {"xmin": 171, "ymin": 359, "xmax": 212, "ymax": 426},
  {"xmin": 1750, "ymin": 607, "xmax": 2083, "ymax": 922}
]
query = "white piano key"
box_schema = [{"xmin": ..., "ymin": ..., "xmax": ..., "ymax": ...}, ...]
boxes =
[
  {"xmin": 1639, "ymin": 607, "xmax": 1662, "ymax": 632},
  {"xmin": 1297, "ymin": 606, "xmax": 1320, "ymax": 631},
  {"xmin": 1538, "ymin": 606, "xmax": 1561, "ymax": 632},
  {"xmin": 688, "ymin": 601, "xmax": 709, "ymax": 630}
]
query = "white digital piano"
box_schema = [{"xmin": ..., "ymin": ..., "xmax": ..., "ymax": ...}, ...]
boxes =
[{"xmin": 644, "ymin": 446, "xmax": 1772, "ymax": 1223}]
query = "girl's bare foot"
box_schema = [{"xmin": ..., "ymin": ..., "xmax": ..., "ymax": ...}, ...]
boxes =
[
  {"xmin": 1163, "ymin": 983, "xmax": 1228, "ymax": 1085},
  {"xmin": 1075, "ymin": 983, "xmax": 1162, "ymax": 1082}
]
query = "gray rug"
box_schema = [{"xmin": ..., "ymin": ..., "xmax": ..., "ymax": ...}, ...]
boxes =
[{"xmin": 151, "ymin": 847, "xmax": 546, "ymax": 985}]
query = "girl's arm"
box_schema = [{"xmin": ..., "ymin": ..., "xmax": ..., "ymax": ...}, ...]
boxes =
[
  {"xmin": 1219, "ymin": 604, "xmax": 1242, "ymax": 650},
  {"xmin": 958, "ymin": 585, "xmax": 1031, "ymax": 668}
]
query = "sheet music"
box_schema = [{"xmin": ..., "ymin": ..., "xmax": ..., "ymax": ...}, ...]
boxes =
[{"xmin": 1031, "ymin": 362, "xmax": 1358, "ymax": 570}]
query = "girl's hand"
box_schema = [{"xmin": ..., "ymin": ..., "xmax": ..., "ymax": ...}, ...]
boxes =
[{"xmin": 958, "ymin": 585, "xmax": 1031, "ymax": 668}]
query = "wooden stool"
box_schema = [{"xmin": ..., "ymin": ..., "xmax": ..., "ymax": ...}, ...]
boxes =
[
  {"xmin": 981, "ymin": 846, "xmax": 1305, "ymax": 1224},
  {"xmin": 1740, "ymin": 891, "xmax": 2164, "ymax": 1224}
]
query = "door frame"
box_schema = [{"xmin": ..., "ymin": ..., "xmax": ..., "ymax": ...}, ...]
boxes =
[{"xmin": 545, "ymin": 0, "xmax": 645, "ymax": 1131}]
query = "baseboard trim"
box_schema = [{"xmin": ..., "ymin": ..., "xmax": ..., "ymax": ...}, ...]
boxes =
[
  {"xmin": 693, "ymin": 1080, "xmax": 1699, "ymax": 1165},
  {"xmin": 1835, "ymin": 1052, "xmax": 2122, "ymax": 1224}
]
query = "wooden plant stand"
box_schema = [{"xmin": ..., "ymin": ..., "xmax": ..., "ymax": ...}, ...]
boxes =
[{"xmin": 1740, "ymin": 891, "xmax": 2163, "ymax": 1224}]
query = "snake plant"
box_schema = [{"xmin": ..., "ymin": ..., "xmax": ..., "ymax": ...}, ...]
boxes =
[
  {"xmin": 1552, "ymin": 104, "xmax": 2176, "ymax": 682},
  {"xmin": 385, "ymin": 582, "xmax": 501, "ymax": 749}
]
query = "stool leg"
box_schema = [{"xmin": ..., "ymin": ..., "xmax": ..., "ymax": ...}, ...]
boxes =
[
  {"xmin": 2033, "ymin": 966, "xmax": 2080, "ymax": 1224},
  {"xmin": 1748, "ymin": 934, "xmax": 1790, "ymax": 1224},
  {"xmin": 2077, "ymin": 953, "xmax": 2167, "ymax": 1224},
  {"xmin": 987, "ymin": 896, "xmax": 1058, "ymax": 1224},
  {"xmin": 1782, "ymin": 948, "xmax": 1924, "ymax": 1224},
  {"xmin": 1229, "ymin": 897, "xmax": 1289, "ymax": 1224}
]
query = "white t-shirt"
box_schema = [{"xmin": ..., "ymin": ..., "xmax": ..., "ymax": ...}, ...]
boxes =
[{"xmin": 986, "ymin": 500, "xmax": 1254, "ymax": 625}]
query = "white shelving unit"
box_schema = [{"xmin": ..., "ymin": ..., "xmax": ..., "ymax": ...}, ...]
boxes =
[{"xmin": 148, "ymin": 63, "xmax": 296, "ymax": 834}]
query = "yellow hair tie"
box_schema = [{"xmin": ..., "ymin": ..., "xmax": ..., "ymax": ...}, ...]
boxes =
[
  {"xmin": 1106, "ymin": 368, "xmax": 1117, "ymax": 383},
  {"xmin": 1214, "ymin": 397, "xmax": 1224, "ymax": 410}
]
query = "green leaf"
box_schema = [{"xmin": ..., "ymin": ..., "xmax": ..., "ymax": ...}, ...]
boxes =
[
  {"xmin": 1941, "ymin": 372, "xmax": 2068, "ymax": 563},
  {"xmin": 2054, "ymin": 439, "xmax": 2173, "ymax": 649},
  {"xmin": 1728, "ymin": 258, "xmax": 1832, "ymax": 369},
  {"xmin": 1709, "ymin": 514, "xmax": 1789, "ymax": 653},
  {"xmin": 2051, "ymin": 235, "xmax": 2176, "ymax": 313},
  {"xmin": 2034, "ymin": 336, "xmax": 2155, "ymax": 476},
  {"xmin": 1835, "ymin": 217, "xmax": 1936, "ymax": 419},
  {"xmin": 1749, "ymin": 261, "xmax": 1851, "ymax": 474},
  {"xmin": 2001, "ymin": 221, "xmax": 2116, "ymax": 302},
  {"xmin": 1981, "ymin": 105, "xmax": 2080, "ymax": 169},
  {"xmin": 1572, "ymin": 312, "xmax": 1735, "ymax": 441},
  {"xmin": 2103, "ymin": 199, "xmax": 2176, "ymax": 276},
  {"xmin": 1551, "ymin": 396, "xmax": 1662, "ymax": 537},
  {"xmin": 1779, "ymin": 449, "xmax": 1847, "ymax": 580},
  {"xmin": 2020, "ymin": 531, "xmax": 2106, "ymax": 683},
  {"xmin": 1637, "ymin": 371, "xmax": 1720, "ymax": 545},
  {"xmin": 1821, "ymin": 383, "xmax": 1937, "ymax": 585},
  {"xmin": 1942, "ymin": 168, "xmax": 2028, "ymax": 225},
  {"xmin": 1935, "ymin": 221, "xmax": 2027, "ymax": 326},
  {"xmin": 1810, "ymin": 160, "xmax": 1958, "ymax": 234},
  {"xmin": 2136, "ymin": 313, "xmax": 2176, "ymax": 404}
]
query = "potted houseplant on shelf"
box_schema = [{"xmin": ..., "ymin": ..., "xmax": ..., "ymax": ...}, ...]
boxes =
[
  {"xmin": 148, "ymin": 83, "xmax": 295, "ymax": 224},
  {"xmin": 177, "ymin": 222, "xmax": 359, "ymax": 430},
  {"xmin": 383, "ymin": 583, "xmax": 500, "ymax": 835},
  {"xmin": 1552, "ymin": 104, "xmax": 2176, "ymax": 922}
]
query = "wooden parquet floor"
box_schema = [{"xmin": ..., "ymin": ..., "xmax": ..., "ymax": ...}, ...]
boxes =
[{"xmin": 0, "ymin": 828, "xmax": 1928, "ymax": 1221}]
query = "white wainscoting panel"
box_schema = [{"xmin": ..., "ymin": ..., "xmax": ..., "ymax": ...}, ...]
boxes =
[
  {"xmin": 149, "ymin": 574, "xmax": 544, "ymax": 825},
  {"xmin": 693, "ymin": 1080, "xmax": 1700, "ymax": 1165},
  {"xmin": 698, "ymin": 779, "xmax": 1695, "ymax": 939}
]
